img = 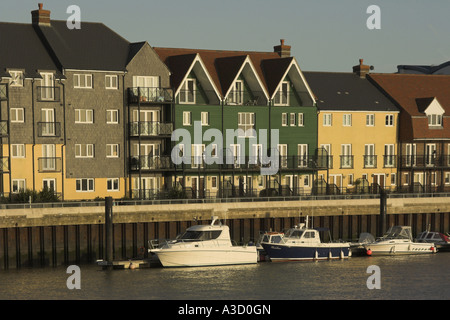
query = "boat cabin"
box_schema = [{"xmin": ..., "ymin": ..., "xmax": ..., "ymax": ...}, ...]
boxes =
[
  {"xmin": 261, "ymin": 224, "xmax": 322, "ymax": 245},
  {"xmin": 417, "ymin": 231, "xmax": 449, "ymax": 243},
  {"xmin": 382, "ymin": 226, "xmax": 413, "ymax": 240}
]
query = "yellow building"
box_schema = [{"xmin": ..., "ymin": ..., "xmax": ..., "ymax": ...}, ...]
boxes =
[{"xmin": 304, "ymin": 60, "xmax": 400, "ymax": 193}]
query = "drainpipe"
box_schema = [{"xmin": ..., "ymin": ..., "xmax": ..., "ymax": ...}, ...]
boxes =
[
  {"xmin": 31, "ymin": 79, "xmax": 36, "ymax": 194},
  {"xmin": 60, "ymin": 79, "xmax": 66, "ymax": 201}
]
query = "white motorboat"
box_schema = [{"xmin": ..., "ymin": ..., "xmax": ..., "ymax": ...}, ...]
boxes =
[
  {"xmin": 416, "ymin": 230, "xmax": 450, "ymax": 252},
  {"xmin": 363, "ymin": 226, "xmax": 437, "ymax": 256},
  {"xmin": 149, "ymin": 216, "xmax": 258, "ymax": 267},
  {"xmin": 259, "ymin": 217, "xmax": 351, "ymax": 261}
]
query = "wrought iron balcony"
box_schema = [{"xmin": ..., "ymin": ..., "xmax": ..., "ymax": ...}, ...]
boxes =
[
  {"xmin": 37, "ymin": 86, "xmax": 60, "ymax": 102},
  {"xmin": 363, "ymin": 155, "xmax": 377, "ymax": 168},
  {"xmin": 129, "ymin": 121, "xmax": 173, "ymax": 137},
  {"xmin": 128, "ymin": 87, "xmax": 173, "ymax": 104},
  {"xmin": 37, "ymin": 122, "xmax": 61, "ymax": 137},
  {"xmin": 340, "ymin": 155, "xmax": 354, "ymax": 169},
  {"xmin": 399, "ymin": 154, "xmax": 450, "ymax": 168},
  {"xmin": 38, "ymin": 157, "xmax": 62, "ymax": 172},
  {"xmin": 383, "ymin": 155, "xmax": 397, "ymax": 168}
]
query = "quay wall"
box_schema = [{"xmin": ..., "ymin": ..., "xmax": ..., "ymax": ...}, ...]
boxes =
[{"xmin": 1, "ymin": 196, "xmax": 450, "ymax": 269}]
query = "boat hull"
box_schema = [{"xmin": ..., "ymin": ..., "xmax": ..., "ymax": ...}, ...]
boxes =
[
  {"xmin": 151, "ymin": 247, "xmax": 258, "ymax": 267},
  {"xmin": 261, "ymin": 243, "xmax": 350, "ymax": 261},
  {"xmin": 363, "ymin": 242, "xmax": 436, "ymax": 255}
]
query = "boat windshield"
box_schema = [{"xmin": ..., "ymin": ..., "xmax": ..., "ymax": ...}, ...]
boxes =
[
  {"xmin": 177, "ymin": 230, "xmax": 222, "ymax": 241},
  {"xmin": 284, "ymin": 229, "xmax": 304, "ymax": 239},
  {"xmin": 383, "ymin": 226, "xmax": 412, "ymax": 240}
]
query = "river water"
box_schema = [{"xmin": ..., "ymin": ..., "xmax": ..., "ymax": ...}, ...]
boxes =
[{"xmin": 1, "ymin": 252, "xmax": 449, "ymax": 301}]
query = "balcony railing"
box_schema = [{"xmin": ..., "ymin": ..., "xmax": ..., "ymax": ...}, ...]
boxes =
[
  {"xmin": 129, "ymin": 121, "xmax": 173, "ymax": 137},
  {"xmin": 0, "ymin": 84, "xmax": 7, "ymax": 101},
  {"xmin": 0, "ymin": 121, "xmax": 8, "ymax": 136},
  {"xmin": 0, "ymin": 157, "xmax": 9, "ymax": 172},
  {"xmin": 383, "ymin": 155, "xmax": 396, "ymax": 168},
  {"xmin": 37, "ymin": 86, "xmax": 60, "ymax": 102},
  {"xmin": 340, "ymin": 155, "xmax": 354, "ymax": 169},
  {"xmin": 128, "ymin": 87, "xmax": 173, "ymax": 104},
  {"xmin": 224, "ymin": 91, "xmax": 268, "ymax": 106},
  {"xmin": 38, "ymin": 157, "xmax": 62, "ymax": 172},
  {"xmin": 399, "ymin": 155, "xmax": 450, "ymax": 168},
  {"xmin": 363, "ymin": 155, "xmax": 377, "ymax": 168},
  {"xmin": 37, "ymin": 122, "xmax": 61, "ymax": 137}
]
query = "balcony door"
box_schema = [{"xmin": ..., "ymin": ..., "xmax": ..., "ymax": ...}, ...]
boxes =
[
  {"xmin": 40, "ymin": 73, "xmax": 54, "ymax": 101},
  {"xmin": 364, "ymin": 144, "xmax": 375, "ymax": 167},
  {"xmin": 133, "ymin": 76, "xmax": 159, "ymax": 101},
  {"xmin": 133, "ymin": 143, "xmax": 160, "ymax": 169},
  {"xmin": 132, "ymin": 110, "xmax": 160, "ymax": 136},
  {"xmin": 278, "ymin": 144, "xmax": 287, "ymax": 168},
  {"xmin": 134, "ymin": 177, "xmax": 159, "ymax": 199},
  {"xmin": 42, "ymin": 144, "xmax": 56, "ymax": 171},
  {"xmin": 297, "ymin": 144, "xmax": 308, "ymax": 168},
  {"xmin": 41, "ymin": 108, "xmax": 55, "ymax": 136},
  {"xmin": 426, "ymin": 143, "xmax": 436, "ymax": 166}
]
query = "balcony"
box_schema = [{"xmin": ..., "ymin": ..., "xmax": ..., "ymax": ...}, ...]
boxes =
[
  {"xmin": 37, "ymin": 86, "xmax": 60, "ymax": 102},
  {"xmin": 38, "ymin": 157, "xmax": 62, "ymax": 172},
  {"xmin": 383, "ymin": 155, "xmax": 396, "ymax": 168},
  {"xmin": 399, "ymin": 155, "xmax": 450, "ymax": 168},
  {"xmin": 0, "ymin": 157, "xmax": 9, "ymax": 172},
  {"xmin": 128, "ymin": 87, "xmax": 173, "ymax": 104},
  {"xmin": 224, "ymin": 91, "xmax": 268, "ymax": 106},
  {"xmin": 37, "ymin": 122, "xmax": 61, "ymax": 137},
  {"xmin": 363, "ymin": 155, "xmax": 377, "ymax": 168},
  {"xmin": 129, "ymin": 121, "xmax": 173, "ymax": 137},
  {"xmin": 0, "ymin": 84, "xmax": 7, "ymax": 101},
  {"xmin": 0, "ymin": 121, "xmax": 8, "ymax": 136},
  {"xmin": 340, "ymin": 155, "xmax": 354, "ymax": 169}
]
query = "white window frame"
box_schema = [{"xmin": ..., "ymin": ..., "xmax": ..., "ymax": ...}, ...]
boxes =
[
  {"xmin": 179, "ymin": 78, "xmax": 196, "ymax": 104},
  {"xmin": 10, "ymin": 108, "xmax": 24, "ymax": 123},
  {"xmin": 43, "ymin": 178, "xmax": 56, "ymax": 191},
  {"xmin": 427, "ymin": 114, "xmax": 443, "ymax": 127},
  {"xmin": 107, "ymin": 178, "xmax": 120, "ymax": 191},
  {"xmin": 238, "ymin": 112, "xmax": 255, "ymax": 137},
  {"xmin": 366, "ymin": 114, "xmax": 375, "ymax": 126},
  {"xmin": 364, "ymin": 144, "xmax": 375, "ymax": 168},
  {"xmin": 228, "ymin": 80, "xmax": 243, "ymax": 105},
  {"xmin": 75, "ymin": 144, "xmax": 94, "ymax": 158},
  {"xmin": 76, "ymin": 178, "xmax": 95, "ymax": 192},
  {"xmin": 11, "ymin": 144, "xmax": 25, "ymax": 158},
  {"xmin": 106, "ymin": 110, "xmax": 119, "ymax": 124},
  {"xmin": 106, "ymin": 144, "xmax": 119, "ymax": 158},
  {"xmin": 211, "ymin": 176, "xmax": 218, "ymax": 189},
  {"xmin": 9, "ymin": 71, "xmax": 24, "ymax": 87},
  {"xmin": 348, "ymin": 174, "xmax": 354, "ymax": 186},
  {"xmin": 290, "ymin": 113, "xmax": 296, "ymax": 126},
  {"xmin": 105, "ymin": 75, "xmax": 118, "ymax": 90},
  {"xmin": 201, "ymin": 112, "xmax": 209, "ymax": 126},
  {"xmin": 390, "ymin": 173, "xmax": 396, "ymax": 186},
  {"xmin": 274, "ymin": 81, "xmax": 289, "ymax": 106},
  {"xmin": 12, "ymin": 179, "xmax": 26, "ymax": 193},
  {"xmin": 183, "ymin": 111, "xmax": 191, "ymax": 126},
  {"xmin": 323, "ymin": 113, "xmax": 332, "ymax": 126},
  {"xmin": 281, "ymin": 113, "xmax": 287, "ymax": 126},
  {"xmin": 298, "ymin": 144, "xmax": 308, "ymax": 168},
  {"xmin": 298, "ymin": 113, "xmax": 304, "ymax": 127},
  {"xmin": 343, "ymin": 114, "xmax": 352, "ymax": 126},
  {"xmin": 385, "ymin": 114, "xmax": 394, "ymax": 127},
  {"xmin": 75, "ymin": 109, "xmax": 94, "ymax": 123},
  {"xmin": 74, "ymin": 74, "xmax": 93, "ymax": 89}
]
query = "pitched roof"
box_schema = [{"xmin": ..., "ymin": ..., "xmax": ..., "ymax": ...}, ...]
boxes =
[
  {"xmin": 154, "ymin": 47, "xmax": 282, "ymax": 97},
  {"xmin": 302, "ymin": 71, "xmax": 398, "ymax": 112},
  {"xmin": 369, "ymin": 73, "xmax": 450, "ymax": 139},
  {"xmin": 37, "ymin": 20, "xmax": 131, "ymax": 71},
  {"xmin": 0, "ymin": 22, "xmax": 59, "ymax": 77}
]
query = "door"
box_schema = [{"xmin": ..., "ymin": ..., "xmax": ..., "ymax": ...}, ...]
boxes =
[
  {"xmin": 43, "ymin": 178, "xmax": 56, "ymax": 192},
  {"xmin": 341, "ymin": 144, "xmax": 352, "ymax": 168},
  {"xmin": 364, "ymin": 144, "xmax": 375, "ymax": 167},
  {"xmin": 133, "ymin": 110, "xmax": 160, "ymax": 135},
  {"xmin": 40, "ymin": 73, "xmax": 54, "ymax": 100},
  {"xmin": 278, "ymin": 144, "xmax": 287, "ymax": 168},
  {"xmin": 133, "ymin": 144, "xmax": 160, "ymax": 169},
  {"xmin": 134, "ymin": 177, "xmax": 159, "ymax": 199},
  {"xmin": 426, "ymin": 144, "xmax": 436, "ymax": 166},
  {"xmin": 384, "ymin": 144, "xmax": 395, "ymax": 167},
  {"xmin": 405, "ymin": 143, "xmax": 416, "ymax": 167},
  {"xmin": 372, "ymin": 174, "xmax": 385, "ymax": 188},
  {"xmin": 133, "ymin": 76, "xmax": 159, "ymax": 101},
  {"xmin": 230, "ymin": 144, "xmax": 241, "ymax": 168},
  {"xmin": 41, "ymin": 108, "xmax": 55, "ymax": 136},
  {"xmin": 297, "ymin": 144, "xmax": 308, "ymax": 168},
  {"xmin": 191, "ymin": 144, "xmax": 205, "ymax": 168},
  {"xmin": 42, "ymin": 144, "xmax": 56, "ymax": 171}
]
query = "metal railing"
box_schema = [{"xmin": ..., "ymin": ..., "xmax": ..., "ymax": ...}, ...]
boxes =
[
  {"xmin": 37, "ymin": 122, "xmax": 61, "ymax": 137},
  {"xmin": 399, "ymin": 155, "xmax": 450, "ymax": 168},
  {"xmin": 129, "ymin": 121, "xmax": 173, "ymax": 136},
  {"xmin": 340, "ymin": 155, "xmax": 354, "ymax": 169},
  {"xmin": 38, "ymin": 157, "xmax": 62, "ymax": 172},
  {"xmin": 363, "ymin": 155, "xmax": 377, "ymax": 168},
  {"xmin": 224, "ymin": 91, "xmax": 268, "ymax": 106},
  {"xmin": 0, "ymin": 121, "xmax": 8, "ymax": 136},
  {"xmin": 383, "ymin": 155, "xmax": 396, "ymax": 168},
  {"xmin": 37, "ymin": 86, "xmax": 60, "ymax": 102},
  {"xmin": 128, "ymin": 87, "xmax": 173, "ymax": 104},
  {"xmin": 0, "ymin": 84, "xmax": 7, "ymax": 101}
]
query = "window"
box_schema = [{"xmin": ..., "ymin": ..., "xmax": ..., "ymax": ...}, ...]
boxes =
[
  {"xmin": 43, "ymin": 179, "xmax": 56, "ymax": 191},
  {"xmin": 384, "ymin": 144, "xmax": 395, "ymax": 167},
  {"xmin": 228, "ymin": 80, "xmax": 243, "ymax": 105},
  {"xmin": 403, "ymin": 173, "xmax": 410, "ymax": 185},
  {"xmin": 281, "ymin": 113, "xmax": 287, "ymax": 126},
  {"xmin": 290, "ymin": 113, "xmax": 296, "ymax": 126},
  {"xmin": 323, "ymin": 114, "xmax": 332, "ymax": 126},
  {"xmin": 385, "ymin": 114, "xmax": 394, "ymax": 126},
  {"xmin": 348, "ymin": 174, "xmax": 354, "ymax": 186},
  {"xmin": 298, "ymin": 144, "xmax": 308, "ymax": 167},
  {"xmin": 180, "ymin": 79, "xmax": 195, "ymax": 104},
  {"xmin": 341, "ymin": 144, "xmax": 352, "ymax": 168},
  {"xmin": 75, "ymin": 109, "xmax": 94, "ymax": 123},
  {"xmin": 183, "ymin": 111, "xmax": 191, "ymax": 126},
  {"xmin": 75, "ymin": 144, "xmax": 94, "ymax": 158},
  {"xmin": 107, "ymin": 178, "xmax": 120, "ymax": 191},
  {"xmin": 343, "ymin": 114, "xmax": 352, "ymax": 126},
  {"xmin": 366, "ymin": 114, "xmax": 374, "ymax": 126},
  {"xmin": 391, "ymin": 173, "xmax": 396, "ymax": 186},
  {"xmin": 405, "ymin": 143, "xmax": 416, "ymax": 167},
  {"xmin": 11, "ymin": 144, "xmax": 25, "ymax": 158},
  {"xmin": 76, "ymin": 178, "xmax": 94, "ymax": 192},
  {"xmin": 40, "ymin": 73, "xmax": 55, "ymax": 101},
  {"xmin": 428, "ymin": 114, "xmax": 442, "ymax": 127},
  {"xmin": 364, "ymin": 144, "xmax": 375, "ymax": 168},
  {"xmin": 105, "ymin": 75, "xmax": 118, "ymax": 89},
  {"xmin": 10, "ymin": 108, "xmax": 24, "ymax": 122},
  {"xmin": 74, "ymin": 74, "xmax": 93, "ymax": 89},
  {"xmin": 238, "ymin": 112, "xmax": 255, "ymax": 137},
  {"xmin": 106, "ymin": 144, "xmax": 119, "ymax": 158},
  {"xmin": 201, "ymin": 112, "xmax": 209, "ymax": 126},
  {"xmin": 298, "ymin": 113, "xmax": 304, "ymax": 126},
  {"xmin": 12, "ymin": 179, "xmax": 26, "ymax": 193},
  {"xmin": 274, "ymin": 81, "xmax": 289, "ymax": 106},
  {"xmin": 445, "ymin": 172, "xmax": 450, "ymax": 184},
  {"xmin": 303, "ymin": 175, "xmax": 310, "ymax": 187},
  {"xmin": 211, "ymin": 176, "xmax": 217, "ymax": 189},
  {"xmin": 9, "ymin": 71, "xmax": 23, "ymax": 87},
  {"xmin": 106, "ymin": 110, "xmax": 119, "ymax": 124}
]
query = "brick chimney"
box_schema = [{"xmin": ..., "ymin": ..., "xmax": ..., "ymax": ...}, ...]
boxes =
[
  {"xmin": 274, "ymin": 39, "xmax": 291, "ymax": 58},
  {"xmin": 353, "ymin": 59, "xmax": 372, "ymax": 78},
  {"xmin": 32, "ymin": 3, "xmax": 51, "ymax": 26}
]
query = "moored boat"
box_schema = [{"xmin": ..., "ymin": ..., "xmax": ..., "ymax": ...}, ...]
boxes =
[
  {"xmin": 259, "ymin": 217, "xmax": 351, "ymax": 261},
  {"xmin": 363, "ymin": 226, "xmax": 437, "ymax": 256},
  {"xmin": 149, "ymin": 216, "xmax": 257, "ymax": 267},
  {"xmin": 416, "ymin": 230, "xmax": 450, "ymax": 252}
]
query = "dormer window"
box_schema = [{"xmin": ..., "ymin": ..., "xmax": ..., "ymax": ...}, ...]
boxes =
[
  {"xmin": 9, "ymin": 71, "xmax": 24, "ymax": 87},
  {"xmin": 180, "ymin": 79, "xmax": 195, "ymax": 104},
  {"xmin": 228, "ymin": 80, "xmax": 243, "ymax": 105},
  {"xmin": 428, "ymin": 114, "xmax": 442, "ymax": 127}
]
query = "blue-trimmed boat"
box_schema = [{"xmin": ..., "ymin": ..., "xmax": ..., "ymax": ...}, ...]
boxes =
[{"xmin": 260, "ymin": 218, "xmax": 351, "ymax": 262}]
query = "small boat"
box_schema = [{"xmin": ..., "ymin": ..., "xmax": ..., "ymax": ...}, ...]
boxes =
[
  {"xmin": 416, "ymin": 230, "xmax": 450, "ymax": 252},
  {"xmin": 363, "ymin": 226, "xmax": 437, "ymax": 256},
  {"xmin": 350, "ymin": 233, "xmax": 376, "ymax": 256},
  {"xmin": 149, "ymin": 216, "xmax": 258, "ymax": 267},
  {"xmin": 259, "ymin": 217, "xmax": 351, "ymax": 262}
]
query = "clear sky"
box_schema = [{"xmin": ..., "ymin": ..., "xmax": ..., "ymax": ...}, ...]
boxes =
[{"xmin": 2, "ymin": 0, "xmax": 450, "ymax": 73}]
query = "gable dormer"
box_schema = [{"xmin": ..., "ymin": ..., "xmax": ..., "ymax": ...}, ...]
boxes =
[{"xmin": 416, "ymin": 97, "xmax": 445, "ymax": 127}]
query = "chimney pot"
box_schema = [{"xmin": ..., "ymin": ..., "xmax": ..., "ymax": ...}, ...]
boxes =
[{"xmin": 38, "ymin": 3, "xmax": 43, "ymax": 10}]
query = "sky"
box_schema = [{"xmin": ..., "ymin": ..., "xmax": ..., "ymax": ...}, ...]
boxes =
[{"xmin": 2, "ymin": 0, "xmax": 450, "ymax": 73}]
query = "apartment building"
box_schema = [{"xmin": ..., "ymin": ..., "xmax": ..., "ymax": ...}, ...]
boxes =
[{"xmin": 304, "ymin": 60, "xmax": 400, "ymax": 194}]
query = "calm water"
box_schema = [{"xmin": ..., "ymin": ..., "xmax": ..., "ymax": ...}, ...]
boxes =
[{"xmin": 1, "ymin": 253, "xmax": 449, "ymax": 300}]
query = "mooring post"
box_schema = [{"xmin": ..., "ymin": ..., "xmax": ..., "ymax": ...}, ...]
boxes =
[
  {"xmin": 379, "ymin": 190, "xmax": 387, "ymax": 237},
  {"xmin": 105, "ymin": 197, "xmax": 113, "ymax": 267}
]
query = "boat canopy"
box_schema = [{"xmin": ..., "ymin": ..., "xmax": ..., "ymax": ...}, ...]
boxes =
[
  {"xmin": 177, "ymin": 230, "xmax": 222, "ymax": 241},
  {"xmin": 383, "ymin": 226, "xmax": 412, "ymax": 240}
]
